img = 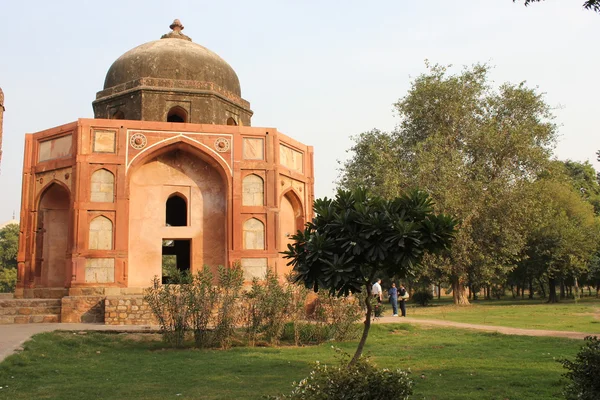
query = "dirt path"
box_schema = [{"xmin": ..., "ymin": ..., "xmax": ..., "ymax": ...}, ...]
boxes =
[{"xmin": 374, "ymin": 316, "xmax": 595, "ymax": 340}]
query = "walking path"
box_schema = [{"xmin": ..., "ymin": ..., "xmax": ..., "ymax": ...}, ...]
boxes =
[
  {"xmin": 374, "ymin": 316, "xmax": 594, "ymax": 340},
  {"xmin": 0, "ymin": 318, "xmax": 595, "ymax": 363}
]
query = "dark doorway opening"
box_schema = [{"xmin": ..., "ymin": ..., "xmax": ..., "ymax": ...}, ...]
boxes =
[
  {"xmin": 166, "ymin": 195, "xmax": 187, "ymax": 226},
  {"xmin": 162, "ymin": 239, "xmax": 191, "ymax": 283},
  {"xmin": 167, "ymin": 106, "xmax": 187, "ymax": 123}
]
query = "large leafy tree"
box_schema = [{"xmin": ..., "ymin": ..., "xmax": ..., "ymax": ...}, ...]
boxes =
[
  {"xmin": 340, "ymin": 63, "xmax": 557, "ymax": 304},
  {"xmin": 514, "ymin": 0, "xmax": 600, "ymax": 13},
  {"xmin": 284, "ymin": 188, "xmax": 456, "ymax": 365}
]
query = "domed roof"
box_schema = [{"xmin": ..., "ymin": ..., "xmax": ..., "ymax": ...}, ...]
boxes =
[{"xmin": 103, "ymin": 20, "xmax": 241, "ymax": 97}]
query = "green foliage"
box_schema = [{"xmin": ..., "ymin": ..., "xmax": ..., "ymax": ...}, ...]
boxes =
[
  {"xmin": 285, "ymin": 188, "xmax": 456, "ymax": 296},
  {"xmin": 412, "ymin": 289, "xmax": 434, "ymax": 306},
  {"xmin": 0, "ymin": 267, "xmax": 17, "ymax": 293},
  {"xmin": 271, "ymin": 348, "xmax": 413, "ymax": 400},
  {"xmin": 561, "ymin": 336, "xmax": 600, "ymax": 400}
]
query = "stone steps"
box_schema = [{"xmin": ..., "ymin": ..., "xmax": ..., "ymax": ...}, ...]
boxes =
[{"xmin": 0, "ymin": 299, "xmax": 62, "ymax": 324}]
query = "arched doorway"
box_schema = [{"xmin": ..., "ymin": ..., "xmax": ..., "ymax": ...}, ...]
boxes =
[
  {"xmin": 128, "ymin": 146, "xmax": 227, "ymax": 286},
  {"xmin": 36, "ymin": 183, "xmax": 70, "ymax": 287}
]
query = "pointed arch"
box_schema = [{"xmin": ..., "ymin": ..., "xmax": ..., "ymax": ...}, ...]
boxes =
[
  {"xmin": 89, "ymin": 215, "xmax": 113, "ymax": 250},
  {"xmin": 226, "ymin": 117, "xmax": 237, "ymax": 126},
  {"xmin": 242, "ymin": 174, "xmax": 264, "ymax": 206},
  {"xmin": 90, "ymin": 169, "xmax": 115, "ymax": 202},
  {"xmin": 243, "ymin": 218, "xmax": 265, "ymax": 250}
]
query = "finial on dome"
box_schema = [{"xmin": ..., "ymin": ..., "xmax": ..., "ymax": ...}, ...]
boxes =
[{"xmin": 161, "ymin": 19, "xmax": 192, "ymax": 41}]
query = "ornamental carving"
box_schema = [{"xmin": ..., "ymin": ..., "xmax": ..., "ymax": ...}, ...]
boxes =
[
  {"xmin": 214, "ymin": 138, "xmax": 230, "ymax": 153},
  {"xmin": 130, "ymin": 133, "xmax": 147, "ymax": 150}
]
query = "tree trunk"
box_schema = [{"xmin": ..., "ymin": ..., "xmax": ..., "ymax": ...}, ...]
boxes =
[
  {"xmin": 548, "ymin": 277, "xmax": 558, "ymax": 303},
  {"xmin": 511, "ymin": 285, "xmax": 516, "ymax": 299},
  {"xmin": 437, "ymin": 283, "xmax": 441, "ymax": 300},
  {"xmin": 468, "ymin": 284, "xmax": 472, "ymax": 300},
  {"xmin": 350, "ymin": 283, "xmax": 373, "ymax": 366},
  {"xmin": 528, "ymin": 278, "xmax": 534, "ymax": 300},
  {"xmin": 537, "ymin": 278, "xmax": 546, "ymax": 298},
  {"xmin": 452, "ymin": 277, "xmax": 470, "ymax": 305},
  {"xmin": 559, "ymin": 280, "xmax": 565, "ymax": 300}
]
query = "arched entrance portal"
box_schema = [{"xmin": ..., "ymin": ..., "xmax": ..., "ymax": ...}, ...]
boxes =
[
  {"xmin": 35, "ymin": 183, "xmax": 70, "ymax": 287},
  {"xmin": 128, "ymin": 147, "xmax": 227, "ymax": 287}
]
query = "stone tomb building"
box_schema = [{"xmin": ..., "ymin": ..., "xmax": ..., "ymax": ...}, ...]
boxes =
[{"xmin": 15, "ymin": 21, "xmax": 314, "ymax": 324}]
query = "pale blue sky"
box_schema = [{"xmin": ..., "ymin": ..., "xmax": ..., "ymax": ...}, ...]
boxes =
[{"xmin": 0, "ymin": 0, "xmax": 598, "ymax": 223}]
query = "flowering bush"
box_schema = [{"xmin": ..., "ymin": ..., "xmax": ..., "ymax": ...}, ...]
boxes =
[{"xmin": 272, "ymin": 348, "xmax": 413, "ymax": 400}]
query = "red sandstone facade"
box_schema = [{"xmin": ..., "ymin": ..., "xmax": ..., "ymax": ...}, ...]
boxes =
[{"xmin": 15, "ymin": 21, "xmax": 314, "ymax": 316}]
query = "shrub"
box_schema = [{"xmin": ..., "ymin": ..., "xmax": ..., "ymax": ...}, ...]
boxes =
[
  {"xmin": 187, "ymin": 266, "xmax": 218, "ymax": 348},
  {"xmin": 244, "ymin": 269, "xmax": 292, "ymax": 346},
  {"xmin": 560, "ymin": 335, "xmax": 600, "ymax": 400},
  {"xmin": 271, "ymin": 348, "xmax": 413, "ymax": 400},
  {"xmin": 316, "ymin": 291, "xmax": 362, "ymax": 341},
  {"xmin": 412, "ymin": 289, "xmax": 433, "ymax": 306},
  {"xmin": 143, "ymin": 276, "xmax": 190, "ymax": 347},
  {"xmin": 213, "ymin": 263, "xmax": 244, "ymax": 349}
]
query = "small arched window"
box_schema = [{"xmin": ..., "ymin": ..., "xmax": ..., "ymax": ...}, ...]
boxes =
[
  {"xmin": 166, "ymin": 194, "xmax": 187, "ymax": 226},
  {"xmin": 243, "ymin": 218, "xmax": 265, "ymax": 250},
  {"xmin": 90, "ymin": 169, "xmax": 115, "ymax": 203},
  {"xmin": 226, "ymin": 117, "xmax": 238, "ymax": 126},
  {"xmin": 167, "ymin": 106, "xmax": 187, "ymax": 123},
  {"xmin": 89, "ymin": 216, "xmax": 113, "ymax": 250}
]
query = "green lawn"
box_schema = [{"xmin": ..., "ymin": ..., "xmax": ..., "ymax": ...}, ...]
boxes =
[
  {"xmin": 0, "ymin": 324, "xmax": 583, "ymax": 400},
  {"xmin": 401, "ymin": 297, "xmax": 600, "ymax": 333}
]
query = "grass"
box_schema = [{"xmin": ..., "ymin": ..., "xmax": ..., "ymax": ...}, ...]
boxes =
[
  {"xmin": 0, "ymin": 324, "xmax": 584, "ymax": 400},
  {"xmin": 400, "ymin": 296, "xmax": 600, "ymax": 333}
]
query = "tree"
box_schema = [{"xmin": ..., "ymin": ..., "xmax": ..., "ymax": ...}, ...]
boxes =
[
  {"xmin": 0, "ymin": 223, "xmax": 19, "ymax": 293},
  {"xmin": 339, "ymin": 63, "xmax": 557, "ymax": 304},
  {"xmin": 284, "ymin": 188, "xmax": 456, "ymax": 366},
  {"xmin": 0, "ymin": 223, "xmax": 18, "ymax": 270},
  {"xmin": 523, "ymin": 179, "xmax": 600, "ymax": 303},
  {"xmin": 514, "ymin": 0, "xmax": 600, "ymax": 13}
]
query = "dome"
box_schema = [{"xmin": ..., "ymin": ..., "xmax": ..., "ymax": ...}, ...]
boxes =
[{"xmin": 103, "ymin": 20, "xmax": 241, "ymax": 97}]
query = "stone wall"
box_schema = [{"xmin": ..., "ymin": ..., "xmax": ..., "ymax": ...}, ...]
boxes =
[
  {"xmin": 61, "ymin": 296, "xmax": 105, "ymax": 323},
  {"xmin": 104, "ymin": 296, "xmax": 156, "ymax": 325}
]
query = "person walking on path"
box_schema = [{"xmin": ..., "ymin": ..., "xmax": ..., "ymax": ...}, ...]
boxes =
[
  {"xmin": 372, "ymin": 278, "xmax": 383, "ymax": 303},
  {"xmin": 388, "ymin": 283, "xmax": 399, "ymax": 316},
  {"xmin": 398, "ymin": 283, "xmax": 408, "ymax": 317}
]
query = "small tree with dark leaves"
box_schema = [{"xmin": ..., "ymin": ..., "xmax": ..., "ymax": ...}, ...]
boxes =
[{"xmin": 283, "ymin": 188, "xmax": 456, "ymax": 366}]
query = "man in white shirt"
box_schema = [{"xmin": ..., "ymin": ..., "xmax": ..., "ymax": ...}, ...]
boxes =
[{"xmin": 372, "ymin": 278, "xmax": 382, "ymax": 303}]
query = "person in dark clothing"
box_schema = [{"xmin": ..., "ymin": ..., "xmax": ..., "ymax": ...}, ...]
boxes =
[
  {"xmin": 398, "ymin": 283, "xmax": 408, "ymax": 317},
  {"xmin": 388, "ymin": 283, "xmax": 399, "ymax": 316}
]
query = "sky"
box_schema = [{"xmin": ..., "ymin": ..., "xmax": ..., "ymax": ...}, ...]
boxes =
[{"xmin": 0, "ymin": 0, "xmax": 598, "ymax": 223}]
